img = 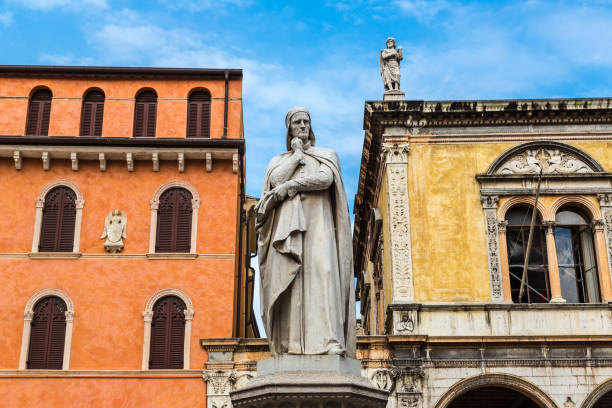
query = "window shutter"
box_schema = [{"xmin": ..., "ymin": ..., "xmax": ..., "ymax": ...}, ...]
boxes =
[
  {"xmin": 26, "ymin": 89, "xmax": 52, "ymax": 136},
  {"xmin": 155, "ymin": 188, "xmax": 193, "ymax": 253},
  {"xmin": 27, "ymin": 296, "xmax": 66, "ymax": 369},
  {"xmin": 149, "ymin": 296, "xmax": 186, "ymax": 369},
  {"xmin": 134, "ymin": 91, "xmax": 157, "ymax": 138},
  {"xmin": 187, "ymin": 91, "xmax": 211, "ymax": 138},
  {"xmin": 39, "ymin": 187, "xmax": 77, "ymax": 252},
  {"xmin": 80, "ymin": 90, "xmax": 104, "ymax": 137}
]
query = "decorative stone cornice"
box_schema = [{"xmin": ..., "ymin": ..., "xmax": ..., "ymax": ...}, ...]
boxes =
[{"xmin": 365, "ymin": 98, "xmax": 612, "ymax": 133}]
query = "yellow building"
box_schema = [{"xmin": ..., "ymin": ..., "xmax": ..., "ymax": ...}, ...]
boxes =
[{"xmin": 352, "ymin": 98, "xmax": 612, "ymax": 408}]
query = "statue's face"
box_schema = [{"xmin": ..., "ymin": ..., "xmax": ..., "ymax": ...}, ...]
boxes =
[
  {"xmin": 290, "ymin": 112, "xmax": 310, "ymax": 142},
  {"xmin": 387, "ymin": 39, "xmax": 395, "ymax": 48}
]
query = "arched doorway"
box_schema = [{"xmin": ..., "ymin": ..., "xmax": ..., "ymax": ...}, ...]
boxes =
[
  {"xmin": 447, "ymin": 386, "xmax": 542, "ymax": 408},
  {"xmin": 435, "ymin": 374, "xmax": 557, "ymax": 408},
  {"xmin": 592, "ymin": 391, "xmax": 612, "ymax": 408},
  {"xmin": 581, "ymin": 379, "xmax": 612, "ymax": 408}
]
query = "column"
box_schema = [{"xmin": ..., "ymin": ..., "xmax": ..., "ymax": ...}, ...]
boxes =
[
  {"xmin": 382, "ymin": 142, "xmax": 414, "ymax": 302},
  {"xmin": 597, "ymin": 193, "xmax": 612, "ymax": 302},
  {"xmin": 543, "ymin": 221, "xmax": 565, "ymax": 303},
  {"xmin": 480, "ymin": 194, "xmax": 504, "ymax": 302},
  {"xmin": 497, "ymin": 220, "xmax": 512, "ymax": 302},
  {"xmin": 592, "ymin": 220, "xmax": 612, "ymax": 302}
]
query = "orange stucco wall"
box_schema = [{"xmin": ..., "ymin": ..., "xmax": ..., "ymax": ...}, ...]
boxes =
[
  {"xmin": 0, "ymin": 76, "xmax": 243, "ymax": 139},
  {"xmin": 0, "ymin": 73, "xmax": 244, "ymax": 405},
  {"xmin": 0, "ymin": 378, "xmax": 206, "ymax": 407}
]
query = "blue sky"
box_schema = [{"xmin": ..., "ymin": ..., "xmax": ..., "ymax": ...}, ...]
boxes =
[
  {"xmin": 3, "ymin": 0, "xmax": 612, "ymax": 332},
  {"xmin": 3, "ymin": 0, "xmax": 612, "ymax": 204}
]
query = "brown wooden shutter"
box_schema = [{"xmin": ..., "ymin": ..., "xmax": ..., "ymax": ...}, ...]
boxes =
[
  {"xmin": 27, "ymin": 296, "xmax": 67, "ymax": 369},
  {"xmin": 187, "ymin": 91, "xmax": 211, "ymax": 138},
  {"xmin": 80, "ymin": 90, "xmax": 104, "ymax": 137},
  {"xmin": 155, "ymin": 188, "xmax": 193, "ymax": 253},
  {"xmin": 133, "ymin": 90, "xmax": 157, "ymax": 138},
  {"xmin": 149, "ymin": 296, "xmax": 186, "ymax": 369},
  {"xmin": 26, "ymin": 89, "xmax": 52, "ymax": 136},
  {"xmin": 39, "ymin": 187, "xmax": 77, "ymax": 252}
]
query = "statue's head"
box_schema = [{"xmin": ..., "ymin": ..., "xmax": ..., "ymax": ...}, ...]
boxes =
[
  {"xmin": 386, "ymin": 37, "xmax": 396, "ymax": 49},
  {"xmin": 285, "ymin": 107, "xmax": 315, "ymax": 151}
]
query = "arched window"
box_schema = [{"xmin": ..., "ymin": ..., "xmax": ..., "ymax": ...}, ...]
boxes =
[
  {"xmin": 554, "ymin": 207, "xmax": 600, "ymax": 303},
  {"xmin": 505, "ymin": 206, "xmax": 550, "ymax": 303},
  {"xmin": 187, "ymin": 90, "xmax": 211, "ymax": 138},
  {"xmin": 155, "ymin": 187, "xmax": 193, "ymax": 253},
  {"xmin": 26, "ymin": 88, "xmax": 52, "ymax": 136},
  {"xmin": 133, "ymin": 90, "xmax": 157, "ymax": 138},
  {"xmin": 149, "ymin": 295, "xmax": 186, "ymax": 369},
  {"xmin": 39, "ymin": 186, "xmax": 77, "ymax": 252},
  {"xmin": 80, "ymin": 89, "xmax": 105, "ymax": 137},
  {"xmin": 27, "ymin": 296, "xmax": 67, "ymax": 369}
]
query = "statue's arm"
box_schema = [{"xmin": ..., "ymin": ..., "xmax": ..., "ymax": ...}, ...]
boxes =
[
  {"xmin": 286, "ymin": 163, "xmax": 333, "ymax": 195},
  {"xmin": 269, "ymin": 152, "xmax": 303, "ymax": 187}
]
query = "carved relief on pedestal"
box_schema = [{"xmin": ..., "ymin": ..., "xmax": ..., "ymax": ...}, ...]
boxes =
[
  {"xmin": 394, "ymin": 310, "xmax": 417, "ymax": 335},
  {"xmin": 382, "ymin": 143, "xmax": 414, "ymax": 302},
  {"xmin": 480, "ymin": 195, "xmax": 504, "ymax": 302}
]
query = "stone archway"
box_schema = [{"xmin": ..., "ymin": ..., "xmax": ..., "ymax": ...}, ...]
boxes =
[
  {"xmin": 434, "ymin": 374, "xmax": 558, "ymax": 408},
  {"xmin": 580, "ymin": 379, "xmax": 612, "ymax": 408}
]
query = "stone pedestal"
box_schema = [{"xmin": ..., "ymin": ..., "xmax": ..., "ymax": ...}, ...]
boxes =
[
  {"xmin": 230, "ymin": 356, "xmax": 389, "ymax": 408},
  {"xmin": 383, "ymin": 90, "xmax": 405, "ymax": 101}
]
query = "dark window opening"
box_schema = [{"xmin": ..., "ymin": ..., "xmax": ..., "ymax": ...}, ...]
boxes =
[
  {"xmin": 554, "ymin": 207, "xmax": 600, "ymax": 303},
  {"xmin": 505, "ymin": 206, "xmax": 550, "ymax": 303},
  {"xmin": 187, "ymin": 90, "xmax": 211, "ymax": 138},
  {"xmin": 149, "ymin": 295, "xmax": 186, "ymax": 369},
  {"xmin": 80, "ymin": 90, "xmax": 105, "ymax": 136},
  {"xmin": 155, "ymin": 188, "xmax": 193, "ymax": 253},
  {"xmin": 26, "ymin": 89, "xmax": 52, "ymax": 136},
  {"xmin": 27, "ymin": 296, "xmax": 67, "ymax": 369},
  {"xmin": 133, "ymin": 90, "xmax": 157, "ymax": 137},
  {"xmin": 39, "ymin": 186, "xmax": 77, "ymax": 252}
]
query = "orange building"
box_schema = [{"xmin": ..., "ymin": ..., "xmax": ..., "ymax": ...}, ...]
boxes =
[{"xmin": 0, "ymin": 65, "xmax": 257, "ymax": 406}]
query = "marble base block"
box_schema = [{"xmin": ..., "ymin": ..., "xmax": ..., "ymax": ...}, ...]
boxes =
[
  {"xmin": 383, "ymin": 90, "xmax": 405, "ymax": 101},
  {"xmin": 230, "ymin": 356, "xmax": 388, "ymax": 408}
]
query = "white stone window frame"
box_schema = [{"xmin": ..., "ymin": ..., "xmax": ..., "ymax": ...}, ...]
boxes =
[
  {"xmin": 141, "ymin": 288, "xmax": 195, "ymax": 370},
  {"xmin": 19, "ymin": 288, "xmax": 75, "ymax": 370},
  {"xmin": 148, "ymin": 180, "xmax": 201, "ymax": 254},
  {"xmin": 31, "ymin": 179, "xmax": 85, "ymax": 253}
]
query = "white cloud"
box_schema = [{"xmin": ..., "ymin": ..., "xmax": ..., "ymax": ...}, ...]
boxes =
[
  {"xmin": 159, "ymin": 0, "xmax": 252, "ymax": 12},
  {"xmin": 0, "ymin": 11, "xmax": 13, "ymax": 26},
  {"xmin": 9, "ymin": 0, "xmax": 108, "ymax": 11}
]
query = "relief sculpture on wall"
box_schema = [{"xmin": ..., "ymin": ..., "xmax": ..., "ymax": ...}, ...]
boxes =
[{"xmin": 100, "ymin": 209, "xmax": 126, "ymax": 253}]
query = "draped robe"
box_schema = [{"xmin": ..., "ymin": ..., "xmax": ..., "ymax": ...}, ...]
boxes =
[{"xmin": 256, "ymin": 146, "xmax": 355, "ymax": 357}]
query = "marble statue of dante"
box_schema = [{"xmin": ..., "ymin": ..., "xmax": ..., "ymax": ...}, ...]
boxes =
[
  {"xmin": 380, "ymin": 37, "xmax": 403, "ymax": 91},
  {"xmin": 255, "ymin": 107, "xmax": 355, "ymax": 357}
]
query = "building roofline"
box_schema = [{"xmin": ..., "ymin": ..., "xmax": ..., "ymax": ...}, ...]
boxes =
[{"xmin": 0, "ymin": 65, "xmax": 243, "ymax": 79}]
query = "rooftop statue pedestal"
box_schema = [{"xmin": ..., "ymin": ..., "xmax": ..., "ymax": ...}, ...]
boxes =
[
  {"xmin": 383, "ymin": 90, "xmax": 405, "ymax": 101},
  {"xmin": 230, "ymin": 355, "xmax": 389, "ymax": 408}
]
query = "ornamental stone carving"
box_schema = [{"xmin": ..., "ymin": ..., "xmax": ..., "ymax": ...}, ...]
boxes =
[
  {"xmin": 496, "ymin": 148, "xmax": 593, "ymax": 175},
  {"xmin": 371, "ymin": 369, "xmax": 395, "ymax": 392},
  {"xmin": 597, "ymin": 194, "xmax": 612, "ymax": 287},
  {"xmin": 100, "ymin": 209, "xmax": 126, "ymax": 253},
  {"xmin": 382, "ymin": 143, "xmax": 414, "ymax": 302},
  {"xmin": 481, "ymin": 195, "xmax": 504, "ymax": 301}
]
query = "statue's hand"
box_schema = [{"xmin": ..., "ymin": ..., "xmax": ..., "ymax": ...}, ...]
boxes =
[
  {"xmin": 271, "ymin": 183, "xmax": 289, "ymax": 202},
  {"xmin": 291, "ymin": 137, "xmax": 303, "ymax": 152}
]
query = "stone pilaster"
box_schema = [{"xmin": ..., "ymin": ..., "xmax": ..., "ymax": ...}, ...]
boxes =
[
  {"xmin": 382, "ymin": 143, "xmax": 414, "ymax": 303},
  {"xmin": 480, "ymin": 194, "xmax": 504, "ymax": 302},
  {"xmin": 597, "ymin": 193, "xmax": 612, "ymax": 294}
]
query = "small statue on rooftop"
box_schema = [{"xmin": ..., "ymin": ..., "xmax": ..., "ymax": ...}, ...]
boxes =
[{"xmin": 380, "ymin": 37, "xmax": 403, "ymax": 92}]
